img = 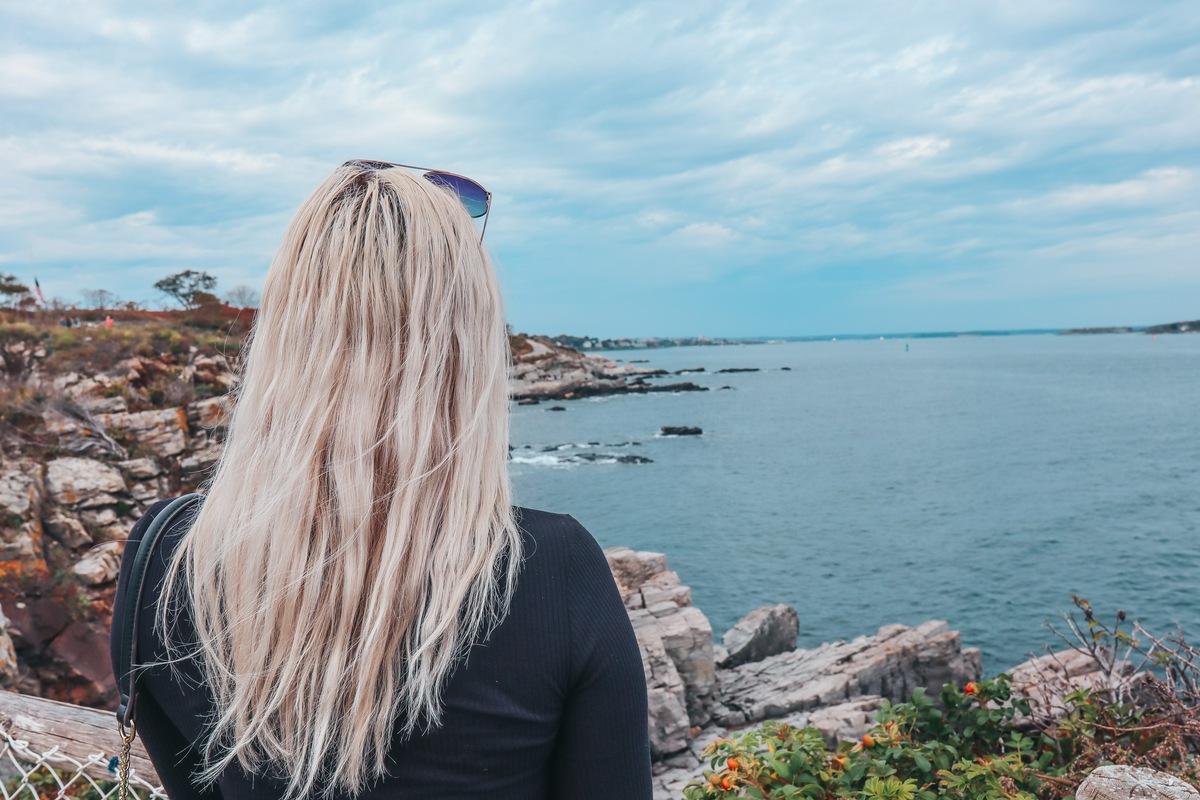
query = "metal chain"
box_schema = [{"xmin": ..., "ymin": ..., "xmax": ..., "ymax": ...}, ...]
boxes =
[{"xmin": 117, "ymin": 721, "xmax": 138, "ymax": 800}]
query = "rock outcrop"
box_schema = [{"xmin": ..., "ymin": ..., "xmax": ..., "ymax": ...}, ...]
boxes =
[
  {"xmin": 720, "ymin": 603, "xmax": 800, "ymax": 668},
  {"xmin": 510, "ymin": 335, "xmax": 706, "ymax": 401},
  {"xmin": 606, "ymin": 547, "xmax": 716, "ymax": 752},
  {"xmin": 96, "ymin": 408, "xmax": 189, "ymax": 457},
  {"xmin": 72, "ymin": 541, "xmax": 124, "ymax": 585},
  {"xmin": 713, "ymin": 620, "xmax": 981, "ymax": 728},
  {"xmin": 45, "ymin": 457, "xmax": 126, "ymax": 508}
]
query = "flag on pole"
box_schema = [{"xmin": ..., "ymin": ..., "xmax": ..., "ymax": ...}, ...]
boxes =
[{"xmin": 34, "ymin": 278, "xmax": 46, "ymax": 304}]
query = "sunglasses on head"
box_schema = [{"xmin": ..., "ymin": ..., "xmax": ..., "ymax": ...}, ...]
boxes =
[{"xmin": 343, "ymin": 160, "xmax": 492, "ymax": 241}]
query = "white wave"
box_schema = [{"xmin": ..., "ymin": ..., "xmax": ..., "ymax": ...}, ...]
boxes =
[{"xmin": 509, "ymin": 454, "xmax": 574, "ymax": 467}]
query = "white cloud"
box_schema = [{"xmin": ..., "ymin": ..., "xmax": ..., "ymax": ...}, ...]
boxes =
[
  {"xmin": 0, "ymin": 0, "xmax": 1197, "ymax": 330},
  {"xmin": 1032, "ymin": 167, "xmax": 1198, "ymax": 210},
  {"xmin": 665, "ymin": 222, "xmax": 737, "ymax": 248}
]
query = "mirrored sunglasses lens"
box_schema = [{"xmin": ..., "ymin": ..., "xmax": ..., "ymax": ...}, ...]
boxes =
[{"xmin": 424, "ymin": 172, "xmax": 489, "ymax": 218}]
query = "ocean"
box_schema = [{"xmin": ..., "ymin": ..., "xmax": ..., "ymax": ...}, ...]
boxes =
[{"xmin": 509, "ymin": 333, "xmax": 1200, "ymax": 673}]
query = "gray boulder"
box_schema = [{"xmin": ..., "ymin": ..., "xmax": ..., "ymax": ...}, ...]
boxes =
[
  {"xmin": 96, "ymin": 408, "xmax": 189, "ymax": 457},
  {"xmin": 73, "ymin": 541, "xmax": 125, "ymax": 586},
  {"xmin": 713, "ymin": 620, "xmax": 981, "ymax": 728},
  {"xmin": 721, "ymin": 603, "xmax": 799, "ymax": 668},
  {"xmin": 46, "ymin": 457, "xmax": 126, "ymax": 508}
]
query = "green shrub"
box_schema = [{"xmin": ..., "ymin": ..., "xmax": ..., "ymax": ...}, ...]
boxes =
[
  {"xmin": 685, "ymin": 600, "xmax": 1200, "ymax": 800},
  {"xmin": 684, "ymin": 679, "xmax": 1041, "ymax": 800}
]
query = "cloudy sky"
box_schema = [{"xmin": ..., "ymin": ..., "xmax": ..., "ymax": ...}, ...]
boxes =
[{"xmin": 2, "ymin": 1, "xmax": 1197, "ymax": 337}]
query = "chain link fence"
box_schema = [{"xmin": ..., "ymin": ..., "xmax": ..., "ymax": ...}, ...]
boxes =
[{"xmin": 0, "ymin": 728, "xmax": 166, "ymax": 800}]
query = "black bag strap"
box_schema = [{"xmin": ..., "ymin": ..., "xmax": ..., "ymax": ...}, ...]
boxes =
[{"xmin": 115, "ymin": 493, "xmax": 204, "ymax": 728}]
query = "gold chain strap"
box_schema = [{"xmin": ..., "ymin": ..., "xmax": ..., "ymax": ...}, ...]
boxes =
[{"xmin": 117, "ymin": 721, "xmax": 137, "ymax": 800}]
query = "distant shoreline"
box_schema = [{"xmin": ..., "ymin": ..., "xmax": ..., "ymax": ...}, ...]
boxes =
[{"xmin": 575, "ymin": 319, "xmax": 1198, "ymax": 351}]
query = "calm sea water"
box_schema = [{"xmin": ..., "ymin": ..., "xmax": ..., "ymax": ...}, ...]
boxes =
[{"xmin": 509, "ymin": 334, "xmax": 1200, "ymax": 673}]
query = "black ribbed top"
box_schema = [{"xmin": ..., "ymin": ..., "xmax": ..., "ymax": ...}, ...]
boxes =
[{"xmin": 110, "ymin": 501, "xmax": 652, "ymax": 799}]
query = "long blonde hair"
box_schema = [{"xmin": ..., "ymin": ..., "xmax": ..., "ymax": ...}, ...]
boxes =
[{"xmin": 158, "ymin": 164, "xmax": 522, "ymax": 798}]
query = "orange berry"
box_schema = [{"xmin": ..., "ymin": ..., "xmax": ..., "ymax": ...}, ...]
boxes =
[
  {"xmin": 711, "ymin": 773, "xmax": 722, "ymax": 786},
  {"xmin": 721, "ymin": 777, "xmax": 733, "ymax": 790},
  {"xmin": 965, "ymin": 682, "xmax": 978, "ymax": 695},
  {"xmin": 862, "ymin": 734, "xmax": 875, "ymax": 748},
  {"xmin": 727, "ymin": 757, "xmax": 739, "ymax": 770}
]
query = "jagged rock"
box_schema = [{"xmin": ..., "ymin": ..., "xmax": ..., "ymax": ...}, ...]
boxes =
[
  {"xmin": 0, "ymin": 461, "xmax": 42, "ymax": 518},
  {"xmin": 43, "ymin": 512, "xmax": 92, "ymax": 549},
  {"xmin": 76, "ymin": 395, "xmax": 128, "ymax": 414},
  {"xmin": 96, "ymin": 408, "xmax": 189, "ymax": 457},
  {"xmin": 721, "ymin": 604, "xmax": 800, "ymax": 668},
  {"xmin": 640, "ymin": 571, "xmax": 692, "ymax": 610},
  {"xmin": 660, "ymin": 426, "xmax": 702, "ymax": 436},
  {"xmin": 0, "ymin": 461, "xmax": 45, "ymax": 560},
  {"xmin": 51, "ymin": 371, "xmax": 83, "ymax": 392},
  {"xmin": 631, "ymin": 610, "xmax": 691, "ymax": 758},
  {"xmin": 189, "ymin": 395, "xmax": 233, "ymax": 430},
  {"xmin": 713, "ymin": 621, "xmax": 981, "ymax": 728},
  {"xmin": 78, "ymin": 507, "xmax": 129, "ymax": 542},
  {"xmin": 78, "ymin": 507, "xmax": 116, "ymax": 527},
  {"xmin": 46, "ymin": 457, "xmax": 126, "ymax": 508},
  {"xmin": 656, "ymin": 606, "xmax": 715, "ymax": 724},
  {"xmin": 73, "ymin": 541, "xmax": 124, "ymax": 585},
  {"xmin": 129, "ymin": 480, "xmax": 163, "ymax": 503},
  {"xmin": 606, "ymin": 547, "xmax": 716, "ymax": 730},
  {"xmin": 1078, "ymin": 765, "xmax": 1200, "ymax": 800},
  {"xmin": 1006, "ymin": 649, "xmax": 1135, "ymax": 724},
  {"xmin": 119, "ymin": 457, "xmax": 162, "ymax": 479},
  {"xmin": 607, "ymin": 548, "xmax": 669, "ymax": 598},
  {"xmin": 181, "ymin": 438, "xmax": 224, "ymax": 476},
  {"xmin": 0, "ymin": 603, "xmax": 19, "ymax": 688}
]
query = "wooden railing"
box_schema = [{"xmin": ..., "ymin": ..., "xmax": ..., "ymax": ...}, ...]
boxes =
[{"xmin": 0, "ymin": 690, "xmax": 163, "ymax": 798}]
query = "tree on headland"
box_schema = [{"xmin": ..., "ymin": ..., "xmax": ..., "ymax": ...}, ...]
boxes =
[
  {"xmin": 223, "ymin": 285, "xmax": 260, "ymax": 308},
  {"xmin": 0, "ymin": 274, "xmax": 31, "ymax": 309},
  {"xmin": 191, "ymin": 291, "xmax": 221, "ymax": 308},
  {"xmin": 154, "ymin": 270, "xmax": 217, "ymax": 309},
  {"xmin": 80, "ymin": 288, "xmax": 119, "ymax": 310}
]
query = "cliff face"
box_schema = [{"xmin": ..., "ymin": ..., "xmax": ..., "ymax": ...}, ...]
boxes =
[{"xmin": 0, "ymin": 320, "xmax": 237, "ymax": 703}]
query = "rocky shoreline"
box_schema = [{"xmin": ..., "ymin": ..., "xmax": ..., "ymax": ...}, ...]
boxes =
[
  {"xmin": 510, "ymin": 333, "xmax": 706, "ymax": 402},
  {"xmin": 0, "ymin": 318, "xmax": 1124, "ymax": 800}
]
